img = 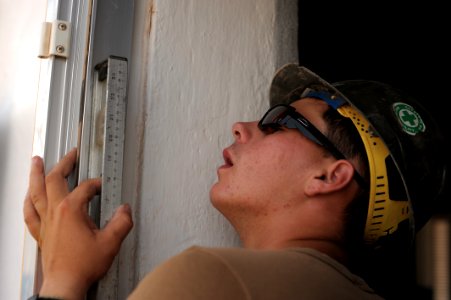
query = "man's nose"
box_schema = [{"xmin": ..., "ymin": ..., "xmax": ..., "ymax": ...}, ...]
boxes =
[{"xmin": 231, "ymin": 121, "xmax": 258, "ymax": 143}]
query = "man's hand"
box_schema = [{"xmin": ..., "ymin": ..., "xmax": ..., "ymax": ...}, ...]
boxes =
[{"xmin": 23, "ymin": 148, "xmax": 134, "ymax": 299}]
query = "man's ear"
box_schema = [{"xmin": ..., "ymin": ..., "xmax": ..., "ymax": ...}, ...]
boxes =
[{"xmin": 305, "ymin": 160, "xmax": 355, "ymax": 196}]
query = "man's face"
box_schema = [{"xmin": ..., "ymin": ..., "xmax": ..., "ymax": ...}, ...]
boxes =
[{"xmin": 210, "ymin": 98, "xmax": 333, "ymax": 227}]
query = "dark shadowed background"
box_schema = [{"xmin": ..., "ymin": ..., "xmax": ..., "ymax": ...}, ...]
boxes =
[{"xmin": 298, "ymin": 1, "xmax": 449, "ymax": 299}]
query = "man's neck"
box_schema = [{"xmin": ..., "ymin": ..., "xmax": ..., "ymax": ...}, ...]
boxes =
[{"xmin": 242, "ymin": 237, "xmax": 348, "ymax": 265}]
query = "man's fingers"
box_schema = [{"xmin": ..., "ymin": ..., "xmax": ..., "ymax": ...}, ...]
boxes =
[
  {"xmin": 102, "ymin": 204, "xmax": 134, "ymax": 251},
  {"xmin": 28, "ymin": 156, "xmax": 47, "ymax": 218},
  {"xmin": 46, "ymin": 148, "xmax": 78, "ymax": 204},
  {"xmin": 65, "ymin": 178, "xmax": 101, "ymax": 209},
  {"xmin": 23, "ymin": 191, "xmax": 41, "ymax": 241}
]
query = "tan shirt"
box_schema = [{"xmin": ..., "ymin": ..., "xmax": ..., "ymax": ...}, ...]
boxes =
[{"xmin": 128, "ymin": 246, "xmax": 384, "ymax": 300}]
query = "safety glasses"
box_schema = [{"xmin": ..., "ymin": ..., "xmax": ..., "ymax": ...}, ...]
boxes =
[{"xmin": 258, "ymin": 104, "xmax": 368, "ymax": 189}]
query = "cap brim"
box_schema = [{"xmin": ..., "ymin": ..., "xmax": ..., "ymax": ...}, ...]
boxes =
[{"xmin": 269, "ymin": 64, "xmax": 345, "ymax": 107}]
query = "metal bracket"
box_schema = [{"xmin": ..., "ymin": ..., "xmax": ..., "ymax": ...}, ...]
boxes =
[{"xmin": 38, "ymin": 20, "xmax": 71, "ymax": 58}]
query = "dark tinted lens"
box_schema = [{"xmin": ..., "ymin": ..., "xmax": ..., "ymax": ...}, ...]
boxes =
[
  {"xmin": 259, "ymin": 105, "xmax": 289, "ymax": 128},
  {"xmin": 258, "ymin": 105, "xmax": 290, "ymax": 133}
]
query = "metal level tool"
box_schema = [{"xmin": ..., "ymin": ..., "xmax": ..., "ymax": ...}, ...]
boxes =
[{"xmin": 79, "ymin": 55, "xmax": 128, "ymax": 299}]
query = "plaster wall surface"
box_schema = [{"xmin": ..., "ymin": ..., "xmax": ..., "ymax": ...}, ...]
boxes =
[{"xmin": 122, "ymin": 0, "xmax": 298, "ymax": 289}]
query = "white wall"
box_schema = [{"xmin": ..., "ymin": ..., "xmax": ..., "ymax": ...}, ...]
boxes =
[
  {"xmin": 120, "ymin": 0, "xmax": 298, "ymax": 293},
  {"xmin": 0, "ymin": 0, "xmax": 46, "ymax": 298}
]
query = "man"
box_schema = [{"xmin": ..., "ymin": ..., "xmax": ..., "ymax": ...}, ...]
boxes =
[{"xmin": 24, "ymin": 64, "xmax": 447, "ymax": 299}]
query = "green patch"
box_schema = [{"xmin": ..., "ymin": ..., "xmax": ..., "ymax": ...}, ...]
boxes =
[{"xmin": 393, "ymin": 102, "xmax": 425, "ymax": 135}]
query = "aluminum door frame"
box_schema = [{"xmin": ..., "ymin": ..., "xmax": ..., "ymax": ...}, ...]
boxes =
[{"xmin": 21, "ymin": 0, "xmax": 135, "ymax": 298}]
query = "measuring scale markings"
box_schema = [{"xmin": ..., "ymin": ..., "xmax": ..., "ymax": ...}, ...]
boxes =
[
  {"xmin": 87, "ymin": 56, "xmax": 127, "ymax": 300},
  {"xmin": 100, "ymin": 57, "xmax": 127, "ymax": 225}
]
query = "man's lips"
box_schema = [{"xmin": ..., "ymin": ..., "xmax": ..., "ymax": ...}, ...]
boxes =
[{"xmin": 219, "ymin": 149, "xmax": 233, "ymax": 169}]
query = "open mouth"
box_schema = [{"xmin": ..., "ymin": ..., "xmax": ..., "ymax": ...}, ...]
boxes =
[{"xmin": 222, "ymin": 149, "xmax": 233, "ymax": 167}]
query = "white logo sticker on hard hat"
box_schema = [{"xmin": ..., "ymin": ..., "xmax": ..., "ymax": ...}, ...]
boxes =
[{"xmin": 393, "ymin": 102, "xmax": 426, "ymax": 135}]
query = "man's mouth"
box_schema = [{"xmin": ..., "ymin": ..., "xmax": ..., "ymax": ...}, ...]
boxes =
[{"xmin": 221, "ymin": 149, "xmax": 233, "ymax": 168}]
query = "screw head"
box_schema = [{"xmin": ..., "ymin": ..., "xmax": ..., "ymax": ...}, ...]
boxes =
[
  {"xmin": 58, "ymin": 23, "xmax": 67, "ymax": 31},
  {"xmin": 56, "ymin": 45, "xmax": 65, "ymax": 53}
]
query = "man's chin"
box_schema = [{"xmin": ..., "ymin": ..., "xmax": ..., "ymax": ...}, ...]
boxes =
[
  {"xmin": 209, "ymin": 184, "xmax": 229, "ymax": 210},
  {"xmin": 209, "ymin": 185, "xmax": 220, "ymax": 207}
]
